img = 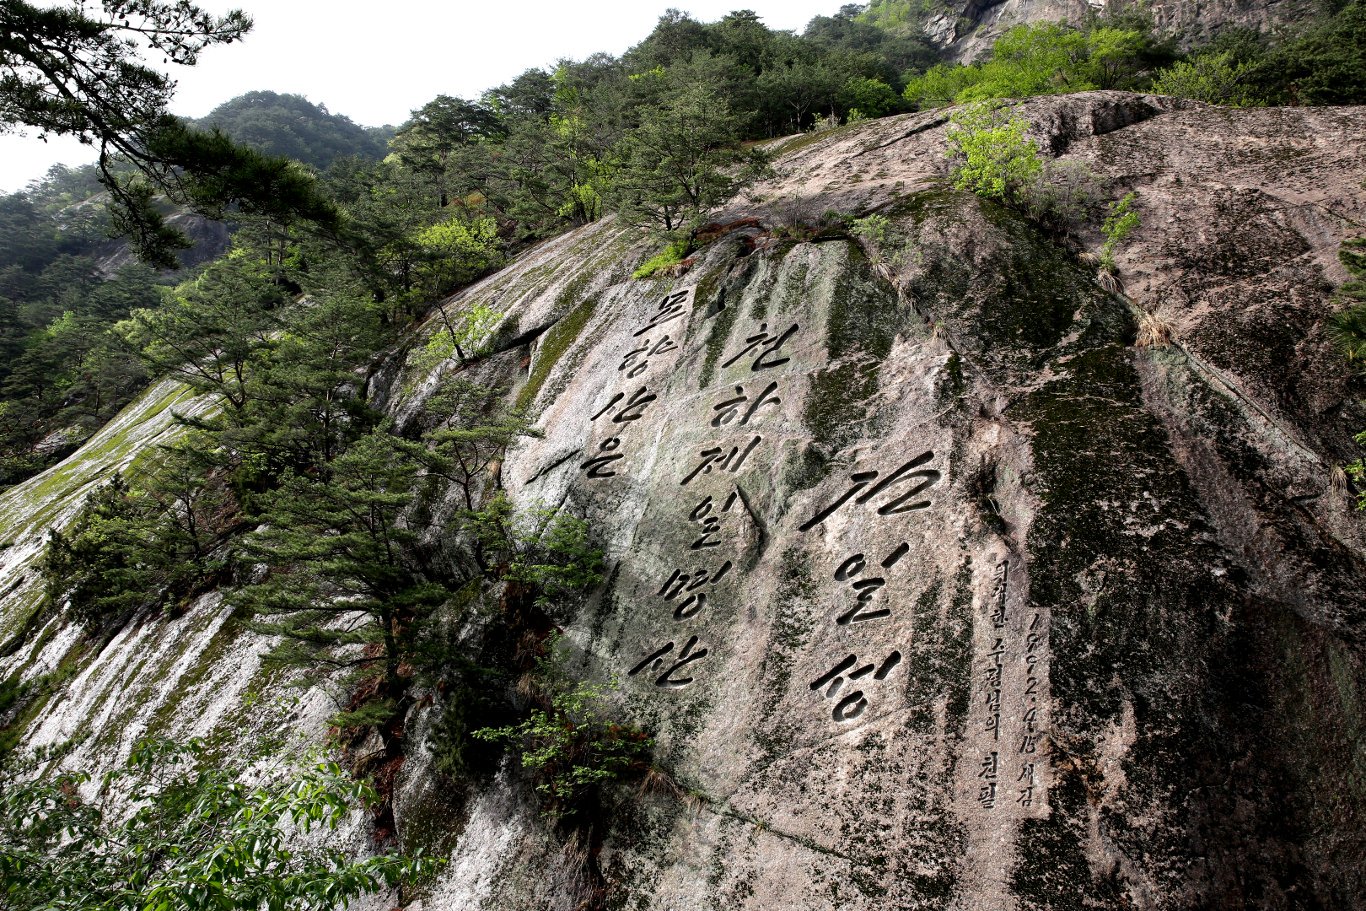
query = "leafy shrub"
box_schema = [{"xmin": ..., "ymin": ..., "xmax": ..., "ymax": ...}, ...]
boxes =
[
  {"xmin": 838, "ymin": 77, "xmax": 901, "ymax": 118},
  {"xmin": 414, "ymin": 214, "xmax": 504, "ymax": 298},
  {"xmin": 1022, "ymin": 158, "xmax": 1106, "ymax": 233},
  {"xmin": 904, "ymin": 21, "xmax": 1165, "ymax": 109},
  {"xmin": 632, "ymin": 239, "xmax": 692, "ymax": 279},
  {"xmin": 1100, "ymin": 192, "xmax": 1140, "ymax": 272},
  {"xmin": 474, "ymin": 649, "xmax": 650, "ymax": 821},
  {"xmin": 0, "ymin": 738, "xmax": 436, "ymax": 911},
  {"xmin": 944, "ymin": 103, "xmax": 1042, "ymax": 202},
  {"xmin": 410, "ymin": 302, "xmax": 501, "ymax": 375},
  {"xmin": 1152, "ymin": 51, "xmax": 1257, "ymax": 105}
]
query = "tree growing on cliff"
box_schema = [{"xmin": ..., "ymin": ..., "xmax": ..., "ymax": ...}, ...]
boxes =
[
  {"xmin": 233, "ymin": 430, "xmax": 447, "ymax": 732},
  {"xmin": 944, "ymin": 102, "xmax": 1042, "ymax": 203},
  {"xmin": 608, "ymin": 79, "xmax": 769, "ymax": 232},
  {"xmin": 42, "ymin": 440, "xmax": 234, "ymax": 623}
]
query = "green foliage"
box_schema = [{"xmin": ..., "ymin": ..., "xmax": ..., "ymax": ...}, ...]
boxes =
[
  {"xmin": 120, "ymin": 256, "xmax": 285, "ymax": 412},
  {"xmin": 850, "ymin": 213, "xmax": 891, "ymax": 247},
  {"xmin": 420, "ymin": 376, "xmax": 537, "ymax": 511},
  {"xmin": 412, "ymin": 215, "xmax": 504, "ymax": 298},
  {"xmin": 1152, "ymin": 51, "xmax": 1257, "ymax": 105},
  {"xmin": 234, "ymin": 429, "xmax": 447, "ymax": 712},
  {"xmin": 838, "ymin": 76, "xmax": 901, "ymax": 118},
  {"xmin": 42, "ymin": 441, "xmax": 232, "ymax": 624},
  {"xmin": 0, "ymin": 1, "xmax": 341, "ymax": 268},
  {"xmin": 466, "ymin": 492, "xmax": 605, "ymax": 617},
  {"xmin": 609, "ymin": 78, "xmax": 770, "ymax": 232},
  {"xmin": 473, "ymin": 648, "xmax": 649, "ymax": 820},
  {"xmin": 945, "ymin": 103, "xmax": 1042, "ymax": 202},
  {"xmin": 0, "ymin": 738, "xmax": 436, "ymax": 911},
  {"xmin": 198, "ymin": 91, "xmax": 389, "ymax": 169},
  {"xmin": 1099, "ymin": 192, "xmax": 1140, "ymax": 272},
  {"xmin": 632, "ymin": 240, "xmax": 692, "ymax": 279},
  {"xmin": 1242, "ymin": 1, "xmax": 1366, "ymax": 105},
  {"xmin": 411, "ymin": 303, "xmax": 502, "ymax": 375},
  {"xmin": 903, "ymin": 19, "xmax": 1171, "ymax": 108},
  {"xmin": 0, "ymin": 219, "xmax": 162, "ymax": 487}
]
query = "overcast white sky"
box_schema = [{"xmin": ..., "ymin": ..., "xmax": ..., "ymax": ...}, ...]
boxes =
[{"xmin": 0, "ymin": 0, "xmax": 843, "ymax": 193}]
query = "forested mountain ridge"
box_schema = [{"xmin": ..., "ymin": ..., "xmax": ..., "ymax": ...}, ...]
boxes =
[{"xmin": 194, "ymin": 91, "xmax": 392, "ymax": 170}]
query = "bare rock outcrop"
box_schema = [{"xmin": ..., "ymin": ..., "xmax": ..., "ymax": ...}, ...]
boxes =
[
  {"xmin": 1, "ymin": 93, "xmax": 1363, "ymax": 910},
  {"xmin": 890, "ymin": 0, "xmax": 1321, "ymax": 62}
]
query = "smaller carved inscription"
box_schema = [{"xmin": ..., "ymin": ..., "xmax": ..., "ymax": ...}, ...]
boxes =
[
  {"xmin": 984, "ymin": 635, "xmax": 1004, "ymax": 740},
  {"xmin": 989, "ymin": 561, "xmax": 1009, "ymax": 629},
  {"xmin": 619, "ymin": 335, "xmax": 679, "ymax": 378},
  {"xmin": 1016, "ymin": 760, "xmax": 1037, "ymax": 807},
  {"xmin": 630, "ymin": 636, "xmax": 709, "ymax": 688},
  {"xmin": 681, "ymin": 436, "xmax": 762, "ymax": 486},
  {"xmin": 978, "ymin": 750, "xmax": 999, "ymax": 809},
  {"xmin": 810, "ymin": 651, "xmax": 903, "ymax": 722}
]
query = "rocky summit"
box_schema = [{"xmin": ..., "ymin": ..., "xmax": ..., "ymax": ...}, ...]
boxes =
[{"xmin": 2, "ymin": 92, "xmax": 1364, "ymax": 909}]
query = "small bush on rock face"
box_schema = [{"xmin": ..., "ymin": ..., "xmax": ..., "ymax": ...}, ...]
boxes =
[
  {"xmin": 1100, "ymin": 192, "xmax": 1141, "ymax": 273},
  {"xmin": 1022, "ymin": 158, "xmax": 1106, "ymax": 234},
  {"xmin": 473, "ymin": 644, "xmax": 651, "ymax": 822},
  {"xmin": 633, "ymin": 239, "xmax": 693, "ymax": 279},
  {"xmin": 945, "ymin": 103, "xmax": 1042, "ymax": 203}
]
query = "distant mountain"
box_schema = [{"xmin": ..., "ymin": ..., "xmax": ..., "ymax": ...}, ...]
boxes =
[{"xmin": 195, "ymin": 91, "xmax": 392, "ymax": 170}]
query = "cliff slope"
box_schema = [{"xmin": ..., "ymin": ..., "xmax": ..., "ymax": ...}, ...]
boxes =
[{"xmin": 2, "ymin": 92, "xmax": 1364, "ymax": 910}]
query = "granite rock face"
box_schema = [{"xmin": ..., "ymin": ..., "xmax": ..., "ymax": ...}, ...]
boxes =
[
  {"xmin": 886, "ymin": 0, "xmax": 1321, "ymax": 62},
  {"xmin": 2, "ymin": 93, "xmax": 1364, "ymax": 910}
]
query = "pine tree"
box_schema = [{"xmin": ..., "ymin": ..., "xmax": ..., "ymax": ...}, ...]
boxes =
[{"xmin": 233, "ymin": 431, "xmax": 447, "ymax": 729}]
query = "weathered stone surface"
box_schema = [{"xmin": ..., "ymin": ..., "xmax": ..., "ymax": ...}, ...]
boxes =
[
  {"xmin": 2, "ymin": 93, "xmax": 1364, "ymax": 910},
  {"xmin": 883, "ymin": 0, "xmax": 1322, "ymax": 62}
]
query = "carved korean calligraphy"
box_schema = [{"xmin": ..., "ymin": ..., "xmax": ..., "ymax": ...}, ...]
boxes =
[
  {"xmin": 630, "ymin": 636, "xmax": 710, "ymax": 688},
  {"xmin": 591, "ymin": 386, "xmax": 658, "ymax": 424},
  {"xmin": 978, "ymin": 751, "xmax": 999, "ymax": 809},
  {"xmin": 688, "ymin": 491, "xmax": 739, "ymax": 549},
  {"xmin": 833, "ymin": 542, "xmax": 910, "ymax": 625},
  {"xmin": 799, "ymin": 451, "xmax": 942, "ymax": 532},
  {"xmin": 680, "ymin": 436, "xmax": 762, "ymax": 486},
  {"xmin": 721, "ymin": 322, "xmax": 799, "ymax": 371},
  {"xmin": 620, "ymin": 335, "xmax": 678, "ymax": 378},
  {"xmin": 658, "ymin": 561, "xmax": 734, "ymax": 619},
  {"xmin": 634, "ymin": 289, "xmax": 692, "ymax": 337},
  {"xmin": 580, "ymin": 437, "xmax": 624, "ymax": 479},
  {"xmin": 1018, "ymin": 608, "xmax": 1043, "ymax": 806},
  {"xmin": 711, "ymin": 381, "xmax": 780, "ymax": 427},
  {"xmin": 972, "ymin": 558, "xmax": 1048, "ymax": 814},
  {"xmin": 810, "ymin": 651, "xmax": 902, "ymax": 722}
]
